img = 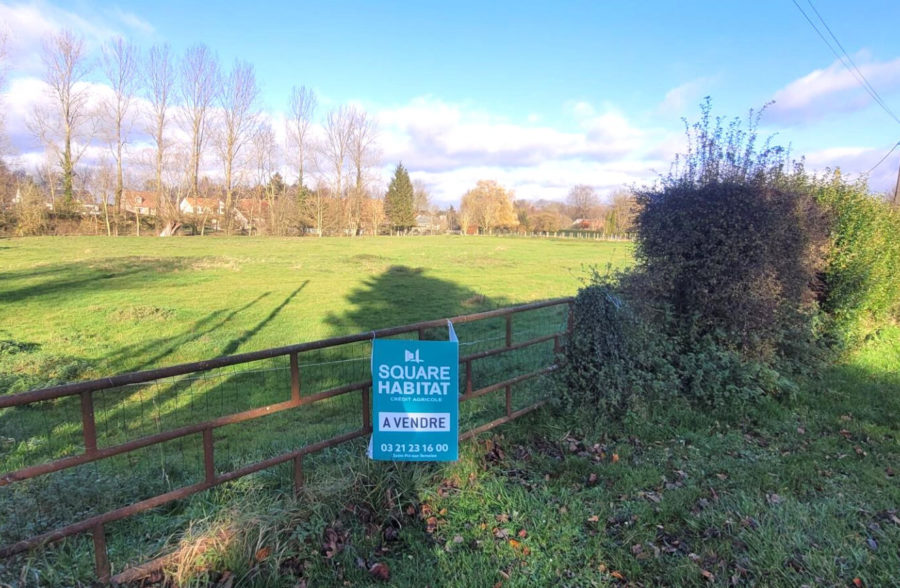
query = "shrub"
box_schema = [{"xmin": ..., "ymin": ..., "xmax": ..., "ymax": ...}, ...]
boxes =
[
  {"xmin": 634, "ymin": 180, "xmax": 826, "ymax": 358},
  {"xmin": 559, "ymin": 283, "xmax": 677, "ymax": 416},
  {"xmin": 815, "ymin": 173, "xmax": 900, "ymax": 346},
  {"xmin": 559, "ymin": 281, "xmax": 786, "ymax": 418},
  {"xmin": 633, "ymin": 99, "xmax": 827, "ymax": 359}
]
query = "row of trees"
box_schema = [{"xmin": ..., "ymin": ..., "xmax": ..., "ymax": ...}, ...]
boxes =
[
  {"xmin": 0, "ymin": 28, "xmax": 388, "ymax": 236},
  {"xmin": 458, "ymin": 181, "xmax": 637, "ymax": 236},
  {"xmin": 0, "ymin": 28, "xmax": 637, "ymax": 238}
]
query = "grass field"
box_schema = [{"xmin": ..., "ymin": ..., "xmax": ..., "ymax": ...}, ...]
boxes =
[
  {"xmin": 2, "ymin": 235, "xmax": 898, "ymax": 587},
  {"xmin": 0, "ymin": 234, "xmax": 629, "ymax": 584},
  {"xmin": 0, "ymin": 235, "xmax": 631, "ymax": 390}
]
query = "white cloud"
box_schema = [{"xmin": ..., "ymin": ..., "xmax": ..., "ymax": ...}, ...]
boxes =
[
  {"xmin": 371, "ymin": 96, "xmax": 667, "ymax": 204},
  {"xmin": 0, "ymin": 1, "xmax": 155, "ymax": 76},
  {"xmin": 769, "ymin": 55, "xmax": 900, "ymax": 124},
  {"xmin": 804, "ymin": 144, "xmax": 899, "ymax": 193},
  {"xmin": 378, "ymin": 96, "xmax": 649, "ymax": 171},
  {"xmin": 656, "ymin": 78, "xmax": 715, "ymax": 116}
]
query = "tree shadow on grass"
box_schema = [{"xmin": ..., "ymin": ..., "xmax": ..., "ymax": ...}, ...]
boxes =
[
  {"xmin": 324, "ymin": 265, "xmax": 508, "ymax": 335},
  {"xmin": 0, "ymin": 266, "xmax": 559, "ymax": 579},
  {"xmin": 0, "ymin": 256, "xmax": 201, "ymax": 304}
]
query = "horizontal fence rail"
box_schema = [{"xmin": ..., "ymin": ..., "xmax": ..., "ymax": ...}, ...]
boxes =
[{"xmin": 0, "ymin": 298, "xmax": 572, "ymax": 583}]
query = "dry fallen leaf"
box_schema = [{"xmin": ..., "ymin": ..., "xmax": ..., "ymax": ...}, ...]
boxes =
[
  {"xmin": 517, "ymin": 529, "xmax": 527, "ymax": 538},
  {"xmin": 611, "ymin": 570, "xmax": 625, "ymax": 580},
  {"xmin": 611, "ymin": 453, "xmax": 620, "ymax": 464},
  {"xmin": 587, "ymin": 515, "xmax": 600, "ymax": 523},
  {"xmin": 369, "ymin": 562, "xmax": 390, "ymax": 582},
  {"xmin": 852, "ymin": 578, "xmax": 863, "ymax": 587},
  {"xmin": 254, "ymin": 547, "xmax": 270, "ymax": 562}
]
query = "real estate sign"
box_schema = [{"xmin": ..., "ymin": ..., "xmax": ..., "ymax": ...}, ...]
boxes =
[{"xmin": 370, "ymin": 335, "xmax": 459, "ymax": 461}]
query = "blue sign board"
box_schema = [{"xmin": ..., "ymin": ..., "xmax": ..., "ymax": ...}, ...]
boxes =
[{"xmin": 370, "ymin": 333, "xmax": 459, "ymax": 461}]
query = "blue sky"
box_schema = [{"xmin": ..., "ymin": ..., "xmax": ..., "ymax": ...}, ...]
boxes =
[{"xmin": 2, "ymin": 0, "xmax": 900, "ymax": 204}]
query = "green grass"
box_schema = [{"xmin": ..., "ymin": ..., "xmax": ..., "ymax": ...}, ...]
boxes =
[
  {"xmin": 2, "ymin": 236, "xmax": 898, "ymax": 586},
  {"xmin": 0, "ymin": 235, "xmax": 630, "ymax": 385},
  {"xmin": 0, "ymin": 234, "xmax": 629, "ymax": 584},
  {"xmin": 34, "ymin": 324, "xmax": 889, "ymax": 588}
]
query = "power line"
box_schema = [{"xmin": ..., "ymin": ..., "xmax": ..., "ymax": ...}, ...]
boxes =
[
  {"xmin": 791, "ymin": 0, "xmax": 900, "ymax": 126},
  {"xmin": 865, "ymin": 141, "xmax": 900, "ymax": 175},
  {"xmin": 804, "ymin": 0, "xmax": 900, "ymax": 125}
]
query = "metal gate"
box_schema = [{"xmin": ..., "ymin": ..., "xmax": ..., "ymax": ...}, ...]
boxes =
[{"xmin": 0, "ymin": 298, "xmax": 572, "ymax": 582}]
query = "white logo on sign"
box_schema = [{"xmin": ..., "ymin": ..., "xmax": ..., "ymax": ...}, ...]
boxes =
[{"xmin": 404, "ymin": 349, "xmax": 423, "ymax": 363}]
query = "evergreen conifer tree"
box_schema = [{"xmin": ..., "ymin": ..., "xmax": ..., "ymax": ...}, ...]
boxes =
[{"xmin": 384, "ymin": 162, "xmax": 415, "ymax": 233}]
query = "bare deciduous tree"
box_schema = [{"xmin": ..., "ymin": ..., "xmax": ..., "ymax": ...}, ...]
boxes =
[
  {"xmin": 145, "ymin": 43, "xmax": 176, "ymax": 228},
  {"xmin": 179, "ymin": 44, "xmax": 219, "ymax": 200},
  {"xmin": 287, "ymin": 85, "xmax": 317, "ymax": 193},
  {"xmin": 251, "ymin": 120, "xmax": 281, "ymax": 234},
  {"xmin": 566, "ymin": 184, "xmax": 599, "ymax": 220},
  {"xmin": 0, "ymin": 29, "xmax": 9, "ymax": 157},
  {"xmin": 347, "ymin": 106, "xmax": 378, "ymax": 235},
  {"xmin": 101, "ymin": 37, "xmax": 139, "ymax": 215},
  {"xmin": 318, "ymin": 105, "xmax": 354, "ymax": 234},
  {"xmin": 30, "ymin": 29, "xmax": 93, "ymax": 208},
  {"xmin": 215, "ymin": 59, "xmax": 259, "ymax": 232},
  {"xmin": 413, "ymin": 179, "xmax": 429, "ymax": 214}
]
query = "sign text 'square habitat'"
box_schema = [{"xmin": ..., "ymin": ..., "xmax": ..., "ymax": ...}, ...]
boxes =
[{"xmin": 370, "ymin": 338, "xmax": 459, "ymax": 461}]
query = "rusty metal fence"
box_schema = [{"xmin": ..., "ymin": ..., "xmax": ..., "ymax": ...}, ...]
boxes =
[{"xmin": 0, "ymin": 298, "xmax": 572, "ymax": 582}]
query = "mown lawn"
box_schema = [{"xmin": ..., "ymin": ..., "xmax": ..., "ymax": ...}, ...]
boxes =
[{"xmin": 0, "ymin": 235, "xmax": 631, "ymax": 389}]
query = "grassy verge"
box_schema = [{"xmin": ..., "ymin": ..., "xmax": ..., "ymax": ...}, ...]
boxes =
[{"xmin": 7, "ymin": 325, "xmax": 895, "ymax": 586}]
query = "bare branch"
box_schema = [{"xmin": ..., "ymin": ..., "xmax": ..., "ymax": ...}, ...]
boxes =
[
  {"xmin": 179, "ymin": 44, "xmax": 220, "ymax": 199},
  {"xmin": 145, "ymin": 43, "xmax": 176, "ymax": 218},
  {"xmin": 29, "ymin": 29, "xmax": 93, "ymax": 207},
  {"xmin": 287, "ymin": 85, "xmax": 317, "ymax": 190},
  {"xmin": 101, "ymin": 37, "xmax": 140, "ymax": 213},
  {"xmin": 216, "ymin": 59, "xmax": 260, "ymax": 232}
]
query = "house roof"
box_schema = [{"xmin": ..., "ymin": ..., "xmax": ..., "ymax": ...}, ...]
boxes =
[
  {"xmin": 124, "ymin": 190, "xmax": 160, "ymax": 209},
  {"xmin": 235, "ymin": 199, "xmax": 269, "ymax": 214},
  {"xmin": 183, "ymin": 197, "xmax": 223, "ymax": 209}
]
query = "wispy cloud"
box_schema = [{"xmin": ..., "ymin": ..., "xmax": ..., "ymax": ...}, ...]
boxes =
[
  {"xmin": 0, "ymin": 1, "xmax": 155, "ymax": 75},
  {"xmin": 656, "ymin": 77, "xmax": 716, "ymax": 116},
  {"xmin": 769, "ymin": 55, "xmax": 900, "ymax": 124},
  {"xmin": 372, "ymin": 96, "xmax": 668, "ymax": 203},
  {"xmin": 113, "ymin": 7, "xmax": 155, "ymax": 36}
]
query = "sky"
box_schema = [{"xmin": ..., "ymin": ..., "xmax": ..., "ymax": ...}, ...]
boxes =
[{"xmin": 1, "ymin": 0, "xmax": 900, "ymax": 206}]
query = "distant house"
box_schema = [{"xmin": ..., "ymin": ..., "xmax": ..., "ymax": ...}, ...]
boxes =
[
  {"xmin": 179, "ymin": 197, "xmax": 224, "ymax": 216},
  {"xmin": 235, "ymin": 199, "xmax": 270, "ymax": 230},
  {"xmin": 124, "ymin": 191, "xmax": 160, "ymax": 216},
  {"xmin": 571, "ymin": 218, "xmax": 604, "ymax": 231},
  {"xmin": 413, "ymin": 213, "xmax": 439, "ymax": 234}
]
